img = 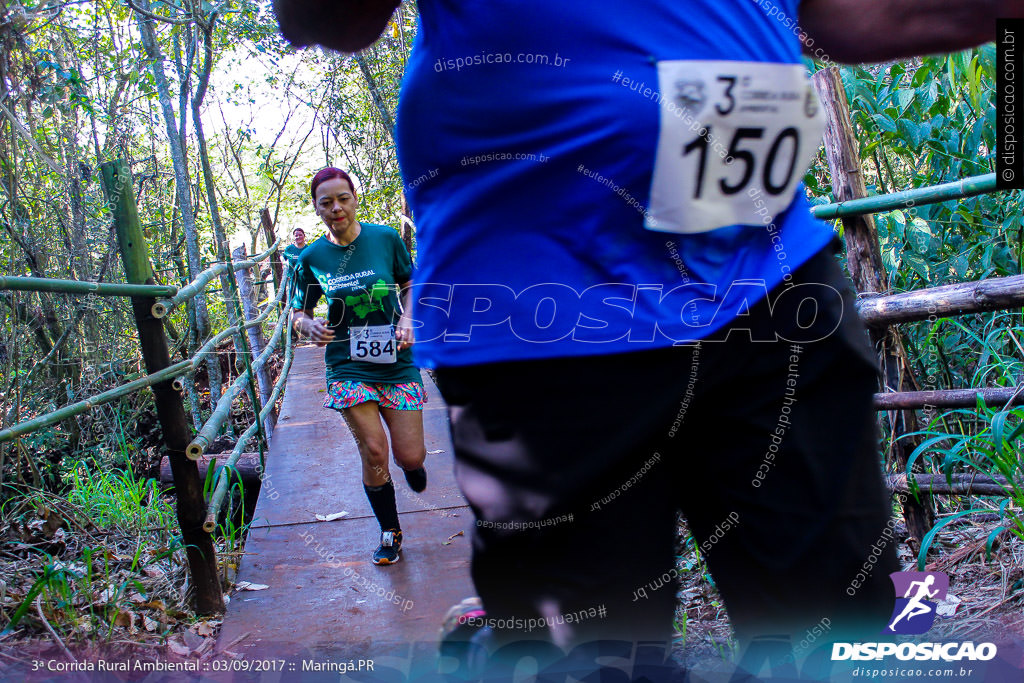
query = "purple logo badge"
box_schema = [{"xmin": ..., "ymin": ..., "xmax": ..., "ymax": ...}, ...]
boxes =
[{"xmin": 884, "ymin": 571, "xmax": 949, "ymax": 635}]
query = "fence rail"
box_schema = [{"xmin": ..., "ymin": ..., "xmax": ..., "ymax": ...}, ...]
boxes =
[
  {"xmin": 204, "ymin": 318, "xmax": 295, "ymax": 532},
  {"xmin": 152, "ymin": 241, "xmax": 280, "ymax": 318},
  {"xmin": 811, "ymin": 172, "xmax": 997, "ymax": 220},
  {"xmin": 0, "ymin": 275, "xmax": 177, "ymax": 297},
  {"xmin": 0, "ymin": 244, "xmax": 285, "ymax": 445},
  {"xmin": 0, "ymin": 158, "xmax": 294, "ymax": 615}
]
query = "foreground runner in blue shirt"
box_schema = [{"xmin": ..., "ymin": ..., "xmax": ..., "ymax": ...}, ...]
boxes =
[{"xmin": 275, "ymin": 0, "xmax": 1021, "ymax": 676}]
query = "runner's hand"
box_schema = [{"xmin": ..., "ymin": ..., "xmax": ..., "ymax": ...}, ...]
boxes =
[
  {"xmin": 303, "ymin": 317, "xmax": 335, "ymax": 347},
  {"xmin": 396, "ymin": 312, "xmax": 414, "ymax": 352}
]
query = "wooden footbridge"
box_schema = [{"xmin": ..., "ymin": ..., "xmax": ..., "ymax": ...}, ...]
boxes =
[{"xmin": 215, "ymin": 347, "xmax": 474, "ymax": 669}]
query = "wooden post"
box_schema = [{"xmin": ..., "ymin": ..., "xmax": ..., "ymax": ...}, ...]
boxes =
[
  {"xmin": 812, "ymin": 67, "xmax": 934, "ymax": 544},
  {"xmin": 159, "ymin": 452, "xmax": 262, "ymax": 488},
  {"xmin": 222, "ymin": 243, "xmax": 266, "ymax": 455},
  {"xmin": 260, "ymin": 209, "xmax": 283, "ymax": 292},
  {"xmin": 101, "ymin": 159, "xmax": 224, "ymax": 615},
  {"xmin": 233, "ymin": 245, "xmax": 276, "ymax": 439},
  {"xmin": 400, "ymin": 195, "xmax": 415, "ymax": 258}
]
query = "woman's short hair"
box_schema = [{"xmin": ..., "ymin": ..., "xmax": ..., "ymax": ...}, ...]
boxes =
[{"xmin": 310, "ymin": 167, "xmax": 356, "ymax": 201}]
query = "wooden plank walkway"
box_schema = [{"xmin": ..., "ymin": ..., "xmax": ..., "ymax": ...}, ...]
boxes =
[{"xmin": 216, "ymin": 345, "xmax": 473, "ymax": 672}]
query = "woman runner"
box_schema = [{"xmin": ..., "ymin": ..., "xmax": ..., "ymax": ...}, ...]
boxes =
[{"xmin": 291, "ymin": 166, "xmax": 427, "ymax": 565}]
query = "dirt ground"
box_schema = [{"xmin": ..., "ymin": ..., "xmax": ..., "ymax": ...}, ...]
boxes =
[
  {"xmin": 672, "ymin": 515, "xmax": 1024, "ymax": 670},
  {"xmin": 2, "ymin": 509, "xmax": 1022, "ymax": 679}
]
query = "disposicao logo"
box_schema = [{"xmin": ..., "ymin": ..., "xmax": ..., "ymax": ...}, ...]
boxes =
[{"xmin": 831, "ymin": 571, "xmax": 998, "ymax": 663}]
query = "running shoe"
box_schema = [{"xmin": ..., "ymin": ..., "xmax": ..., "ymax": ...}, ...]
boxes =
[
  {"xmin": 372, "ymin": 529, "xmax": 402, "ymax": 565},
  {"xmin": 438, "ymin": 597, "xmax": 490, "ymax": 675},
  {"xmin": 404, "ymin": 466, "xmax": 428, "ymax": 493}
]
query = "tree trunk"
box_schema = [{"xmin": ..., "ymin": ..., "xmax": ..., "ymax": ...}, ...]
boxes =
[
  {"xmin": 102, "ymin": 159, "xmax": 224, "ymax": 615},
  {"xmin": 354, "ymin": 54, "xmax": 396, "ymax": 142},
  {"xmin": 189, "ymin": 14, "xmax": 246, "ymax": 424},
  {"xmin": 134, "ymin": 1, "xmax": 221, "ymax": 409},
  {"xmin": 260, "ymin": 208, "xmax": 283, "ymax": 293},
  {"xmin": 812, "ymin": 66, "xmax": 934, "ymax": 544},
  {"xmin": 233, "ymin": 245, "xmax": 276, "ymax": 440}
]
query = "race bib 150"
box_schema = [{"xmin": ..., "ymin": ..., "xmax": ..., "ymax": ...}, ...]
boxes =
[{"xmin": 646, "ymin": 60, "xmax": 825, "ymax": 234}]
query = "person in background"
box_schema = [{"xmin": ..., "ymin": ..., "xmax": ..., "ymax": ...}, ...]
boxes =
[
  {"xmin": 284, "ymin": 227, "xmax": 308, "ymax": 266},
  {"xmin": 282, "ymin": 227, "xmax": 308, "ymax": 302},
  {"xmin": 291, "ymin": 167, "xmax": 427, "ymax": 566}
]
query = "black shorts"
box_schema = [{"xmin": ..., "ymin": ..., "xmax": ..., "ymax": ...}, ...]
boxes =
[{"xmin": 435, "ymin": 243, "xmax": 898, "ymax": 658}]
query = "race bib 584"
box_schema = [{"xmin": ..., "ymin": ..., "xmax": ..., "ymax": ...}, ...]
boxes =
[{"xmin": 349, "ymin": 324, "xmax": 397, "ymax": 364}]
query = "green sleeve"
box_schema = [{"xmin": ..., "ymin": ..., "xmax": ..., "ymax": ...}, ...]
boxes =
[
  {"xmin": 291, "ymin": 257, "xmax": 322, "ymax": 311},
  {"xmin": 391, "ymin": 228, "xmax": 413, "ymax": 283}
]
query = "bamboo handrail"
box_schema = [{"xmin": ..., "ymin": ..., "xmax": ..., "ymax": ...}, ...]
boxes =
[
  {"xmin": 0, "ymin": 276, "xmax": 177, "ymax": 298},
  {"xmin": 874, "ymin": 386, "xmax": 1024, "ymax": 411},
  {"xmin": 222, "ymin": 243, "xmax": 267, "ymax": 458},
  {"xmin": 0, "ymin": 360, "xmax": 193, "ymax": 444},
  {"xmin": 812, "ymin": 173, "xmax": 998, "ymax": 220},
  {"xmin": 189, "ymin": 278, "xmax": 288, "ymax": 368},
  {"xmin": 886, "ymin": 473, "xmax": 1018, "ymax": 498},
  {"xmin": 186, "ymin": 300, "xmax": 290, "ymax": 459},
  {"xmin": 151, "ymin": 238, "xmax": 280, "ymax": 318},
  {"xmin": 857, "ymin": 274, "xmax": 1024, "ymax": 327},
  {"xmin": 203, "ymin": 317, "xmax": 295, "ymax": 532},
  {"xmin": 0, "ymin": 275, "xmax": 292, "ymax": 446}
]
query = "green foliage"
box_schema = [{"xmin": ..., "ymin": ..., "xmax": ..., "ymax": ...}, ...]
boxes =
[
  {"xmin": 804, "ymin": 49, "xmax": 1024, "ymax": 559},
  {"xmin": 65, "ymin": 461, "xmax": 175, "ymax": 533},
  {"xmin": 820, "ymin": 51, "xmax": 1022, "ymax": 292}
]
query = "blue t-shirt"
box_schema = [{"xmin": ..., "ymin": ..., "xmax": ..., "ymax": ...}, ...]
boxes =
[{"xmin": 397, "ymin": 0, "xmax": 834, "ymax": 368}]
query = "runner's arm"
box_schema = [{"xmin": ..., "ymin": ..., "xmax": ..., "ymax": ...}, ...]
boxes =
[
  {"xmin": 292, "ymin": 307, "xmax": 335, "ymax": 346},
  {"xmin": 273, "ymin": 0, "xmax": 400, "ymax": 51},
  {"xmin": 800, "ymin": 0, "xmax": 1023, "ymax": 63},
  {"xmin": 396, "ymin": 280, "xmax": 414, "ymax": 351}
]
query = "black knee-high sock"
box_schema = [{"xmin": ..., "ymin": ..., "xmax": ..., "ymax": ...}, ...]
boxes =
[{"xmin": 364, "ymin": 481, "xmax": 400, "ymax": 531}]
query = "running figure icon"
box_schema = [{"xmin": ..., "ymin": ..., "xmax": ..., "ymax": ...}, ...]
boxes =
[
  {"xmin": 885, "ymin": 571, "xmax": 949, "ymax": 635},
  {"xmin": 889, "ymin": 575, "xmax": 939, "ymax": 631}
]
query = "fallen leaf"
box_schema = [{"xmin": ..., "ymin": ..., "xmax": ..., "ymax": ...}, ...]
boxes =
[
  {"xmin": 235, "ymin": 581, "xmax": 270, "ymax": 591},
  {"xmin": 443, "ymin": 531, "xmax": 465, "ymax": 546},
  {"xmin": 113, "ymin": 610, "xmax": 137, "ymax": 631},
  {"xmin": 936, "ymin": 593, "xmax": 962, "ymax": 617},
  {"xmin": 51, "ymin": 561, "xmax": 86, "ymax": 576},
  {"xmin": 96, "ymin": 585, "xmax": 118, "ymax": 603},
  {"xmin": 314, "ymin": 511, "xmax": 349, "ymax": 522},
  {"xmin": 144, "ymin": 616, "xmax": 159, "ymax": 632},
  {"xmin": 167, "ymin": 639, "xmax": 190, "ymax": 657},
  {"xmin": 195, "ymin": 621, "xmax": 218, "ymax": 637}
]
